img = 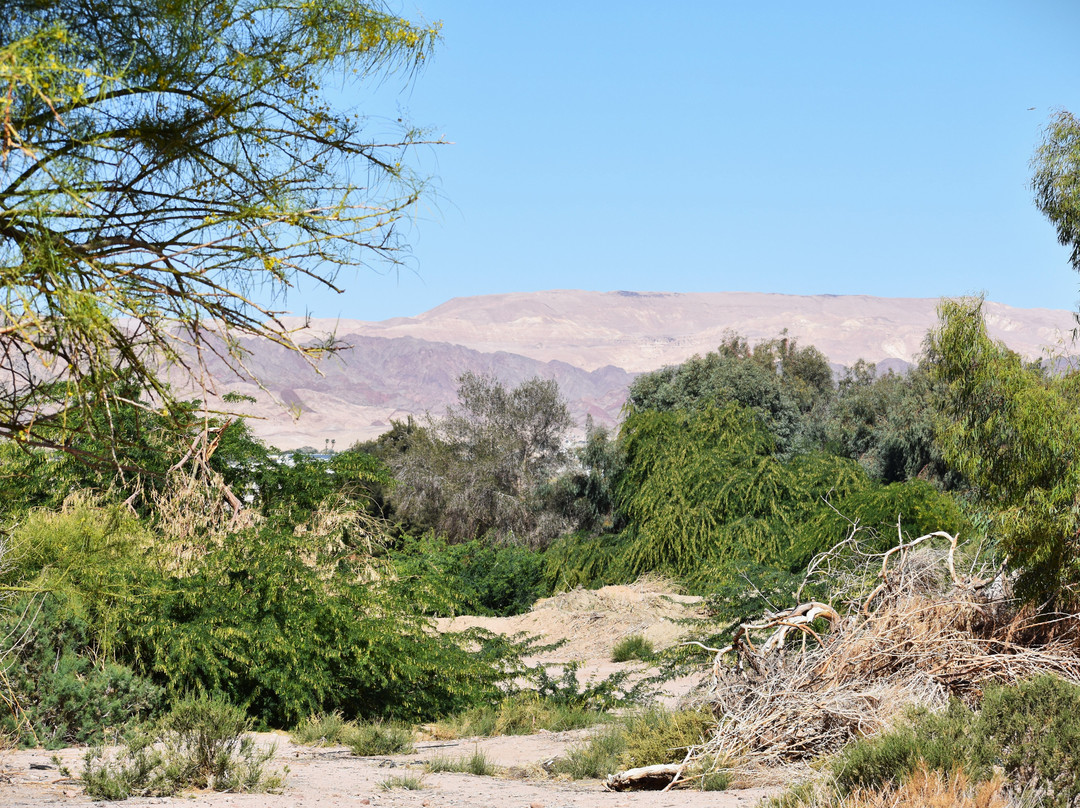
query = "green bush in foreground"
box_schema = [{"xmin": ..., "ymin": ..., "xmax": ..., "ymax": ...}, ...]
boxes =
[
  {"xmin": 974, "ymin": 674, "xmax": 1080, "ymax": 808},
  {"xmin": 346, "ymin": 721, "xmax": 416, "ymax": 756},
  {"xmin": 553, "ymin": 707, "xmax": 714, "ymax": 780},
  {"xmin": 829, "ymin": 675, "xmax": 1080, "ymax": 808},
  {"xmin": 81, "ymin": 695, "xmax": 283, "ymax": 800}
]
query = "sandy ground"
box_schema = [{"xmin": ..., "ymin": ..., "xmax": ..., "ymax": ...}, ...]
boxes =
[{"xmin": 0, "ymin": 583, "xmax": 780, "ymax": 807}]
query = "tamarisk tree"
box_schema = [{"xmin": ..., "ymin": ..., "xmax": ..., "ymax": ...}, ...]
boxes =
[{"xmin": 0, "ymin": 0, "xmax": 439, "ymax": 454}]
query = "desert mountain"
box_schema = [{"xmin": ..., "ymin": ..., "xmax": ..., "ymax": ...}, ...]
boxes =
[{"xmin": 207, "ymin": 291, "xmax": 1077, "ymax": 449}]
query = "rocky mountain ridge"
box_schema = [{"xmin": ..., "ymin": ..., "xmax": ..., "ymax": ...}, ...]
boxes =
[{"xmin": 203, "ymin": 291, "xmax": 1077, "ymax": 449}]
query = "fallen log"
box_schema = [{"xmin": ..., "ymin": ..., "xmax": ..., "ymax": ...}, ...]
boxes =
[{"xmin": 603, "ymin": 763, "xmax": 683, "ymax": 791}]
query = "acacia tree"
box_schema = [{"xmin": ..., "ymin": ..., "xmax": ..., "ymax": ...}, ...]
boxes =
[{"xmin": 0, "ymin": 0, "xmax": 439, "ymax": 454}]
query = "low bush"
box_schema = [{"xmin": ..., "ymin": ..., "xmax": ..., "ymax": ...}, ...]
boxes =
[
  {"xmin": 611, "ymin": 634, "xmax": 655, "ymax": 663},
  {"xmin": 554, "ymin": 724, "xmax": 628, "ymax": 779},
  {"xmin": 291, "ymin": 712, "xmax": 352, "ymax": 746},
  {"xmin": 973, "ymin": 674, "xmax": 1080, "ymax": 808},
  {"xmin": 619, "ymin": 708, "xmax": 713, "ymax": 769},
  {"xmin": 379, "ymin": 773, "xmax": 425, "ymax": 790},
  {"xmin": 828, "ymin": 675, "xmax": 1080, "ymax": 807},
  {"xmin": 832, "ymin": 700, "xmax": 977, "ymax": 792},
  {"xmin": 433, "ymin": 692, "xmax": 609, "ymax": 738},
  {"xmin": 81, "ymin": 694, "xmax": 283, "ymax": 800},
  {"xmin": 391, "ymin": 534, "xmax": 548, "ymax": 617},
  {"xmin": 347, "ymin": 721, "xmax": 415, "ymax": 756},
  {"xmin": 553, "ymin": 707, "xmax": 713, "ymax": 780},
  {"xmin": 426, "ymin": 747, "xmax": 498, "ymax": 776}
]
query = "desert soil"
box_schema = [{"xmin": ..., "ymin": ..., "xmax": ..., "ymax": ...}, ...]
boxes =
[{"xmin": 1, "ymin": 582, "xmax": 780, "ymax": 808}]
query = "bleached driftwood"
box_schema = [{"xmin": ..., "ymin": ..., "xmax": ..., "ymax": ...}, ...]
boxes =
[{"xmin": 603, "ymin": 763, "xmax": 683, "ymax": 792}]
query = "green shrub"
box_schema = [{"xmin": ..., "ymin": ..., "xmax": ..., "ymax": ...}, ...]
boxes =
[
  {"xmin": 832, "ymin": 700, "xmax": 976, "ymax": 792},
  {"xmin": 347, "ymin": 721, "xmax": 415, "ymax": 756},
  {"xmin": 553, "ymin": 707, "xmax": 713, "ymax": 780},
  {"xmin": 435, "ymin": 692, "xmax": 609, "ymax": 738},
  {"xmin": 391, "ymin": 534, "xmax": 547, "ymax": 617},
  {"xmin": 611, "ymin": 635, "xmax": 655, "ymax": 663},
  {"xmin": 619, "ymin": 708, "xmax": 712, "ymax": 769},
  {"xmin": 426, "ymin": 748, "xmax": 498, "ymax": 776},
  {"xmin": 81, "ymin": 695, "xmax": 282, "ymax": 799},
  {"xmin": 972, "ymin": 674, "xmax": 1080, "ymax": 808},
  {"xmin": 291, "ymin": 712, "xmax": 351, "ymax": 746},
  {"xmin": 379, "ymin": 773, "xmax": 425, "ymax": 790},
  {"xmin": 554, "ymin": 724, "xmax": 628, "ymax": 779},
  {"xmin": 127, "ymin": 524, "xmax": 527, "ymax": 725}
]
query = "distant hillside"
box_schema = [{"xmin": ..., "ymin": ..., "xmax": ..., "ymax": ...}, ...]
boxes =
[{"xmin": 198, "ymin": 291, "xmax": 1077, "ymax": 449}]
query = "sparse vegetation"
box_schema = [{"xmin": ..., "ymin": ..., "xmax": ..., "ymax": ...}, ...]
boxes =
[
  {"xmin": 80, "ymin": 695, "xmax": 283, "ymax": 800},
  {"xmin": 611, "ymin": 634, "xmax": 655, "ymax": 662},
  {"xmin": 426, "ymin": 747, "xmax": 499, "ymax": 776},
  {"xmin": 346, "ymin": 722, "xmax": 416, "ymax": 756}
]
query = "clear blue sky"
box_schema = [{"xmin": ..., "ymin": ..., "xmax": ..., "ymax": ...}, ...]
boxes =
[{"xmin": 292, "ymin": 1, "xmax": 1080, "ymax": 321}]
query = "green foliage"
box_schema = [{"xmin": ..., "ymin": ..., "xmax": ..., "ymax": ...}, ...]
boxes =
[
  {"xmin": 554, "ymin": 723, "xmax": 628, "ymax": 779},
  {"xmin": 291, "ymin": 712, "xmax": 352, "ymax": 747},
  {"xmin": 831, "ymin": 677, "xmax": 1080, "ymax": 807},
  {"xmin": 553, "ymin": 707, "xmax": 713, "ymax": 779},
  {"xmin": 820, "ymin": 362, "xmax": 959, "ymax": 488},
  {"xmin": 625, "ymin": 332, "xmax": 834, "ymax": 456},
  {"xmin": 611, "ymin": 635, "xmax": 655, "ymax": 662},
  {"xmin": 391, "ymin": 373, "xmax": 574, "ymax": 545},
  {"xmin": 379, "ymin": 773, "xmax": 426, "ymax": 790},
  {"xmin": 1032, "ymin": 109, "xmax": 1080, "ymax": 272},
  {"xmin": 541, "ymin": 417, "xmax": 626, "ymax": 535},
  {"xmin": 831, "ymin": 701, "xmax": 977, "ymax": 792},
  {"xmin": 1, "ymin": 0, "xmax": 440, "ymax": 452},
  {"xmin": 127, "ymin": 524, "xmax": 524, "ymax": 725},
  {"xmin": 426, "ymin": 748, "xmax": 498, "ymax": 775},
  {"xmin": 81, "ymin": 695, "xmax": 283, "ymax": 799},
  {"xmin": 927, "ymin": 297, "xmax": 1080, "ymax": 603},
  {"xmin": 618, "ymin": 708, "xmax": 713, "ymax": 769},
  {"xmin": 347, "ymin": 722, "xmax": 416, "ymax": 756},
  {"xmin": 973, "ymin": 674, "xmax": 1080, "ymax": 808},
  {"xmin": 434, "ymin": 692, "xmax": 609, "ymax": 738},
  {"xmin": 0, "ymin": 597, "xmax": 162, "ymax": 748},
  {"xmin": 391, "ymin": 534, "xmax": 547, "ymax": 617},
  {"xmin": 543, "ymin": 531, "xmax": 632, "ymax": 592},
  {"xmin": 785, "ymin": 478, "xmax": 972, "ymax": 570},
  {"xmin": 616, "ymin": 405, "xmax": 873, "ymax": 579},
  {"xmin": 530, "ymin": 661, "xmax": 653, "ymax": 711}
]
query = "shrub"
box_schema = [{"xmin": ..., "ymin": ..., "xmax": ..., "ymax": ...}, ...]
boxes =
[
  {"xmin": 972, "ymin": 674, "xmax": 1080, "ymax": 808},
  {"xmin": 291, "ymin": 712, "xmax": 351, "ymax": 746},
  {"xmin": 379, "ymin": 773, "xmax": 425, "ymax": 790},
  {"xmin": 426, "ymin": 748, "xmax": 498, "ymax": 776},
  {"xmin": 391, "ymin": 534, "xmax": 547, "ymax": 617},
  {"xmin": 81, "ymin": 695, "xmax": 282, "ymax": 799},
  {"xmin": 347, "ymin": 722, "xmax": 415, "ymax": 756},
  {"xmin": 832, "ymin": 700, "xmax": 976, "ymax": 792},
  {"xmin": 611, "ymin": 635, "xmax": 655, "ymax": 663},
  {"xmin": 619, "ymin": 708, "xmax": 713, "ymax": 769},
  {"xmin": 553, "ymin": 707, "xmax": 713, "ymax": 780},
  {"xmin": 434, "ymin": 692, "xmax": 609, "ymax": 738},
  {"xmin": 554, "ymin": 724, "xmax": 628, "ymax": 779}
]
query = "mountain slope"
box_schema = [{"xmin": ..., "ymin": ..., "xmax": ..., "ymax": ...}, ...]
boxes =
[{"xmin": 205, "ymin": 291, "xmax": 1076, "ymax": 449}]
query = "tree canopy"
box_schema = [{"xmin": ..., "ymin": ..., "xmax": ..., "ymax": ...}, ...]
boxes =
[
  {"xmin": 927, "ymin": 297, "xmax": 1080, "ymax": 604},
  {"xmin": 0, "ymin": 0, "xmax": 439, "ymax": 453},
  {"xmin": 1032, "ymin": 109, "xmax": 1080, "ymax": 273}
]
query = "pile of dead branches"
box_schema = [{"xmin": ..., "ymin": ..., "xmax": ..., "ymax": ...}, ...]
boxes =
[{"xmin": 691, "ymin": 530, "xmax": 1080, "ymax": 773}]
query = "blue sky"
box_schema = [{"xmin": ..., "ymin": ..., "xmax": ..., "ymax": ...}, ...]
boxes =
[{"xmin": 294, "ymin": 1, "xmax": 1080, "ymax": 321}]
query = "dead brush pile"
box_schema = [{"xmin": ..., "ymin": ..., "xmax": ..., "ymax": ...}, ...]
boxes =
[{"xmin": 693, "ymin": 531, "xmax": 1080, "ymax": 774}]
